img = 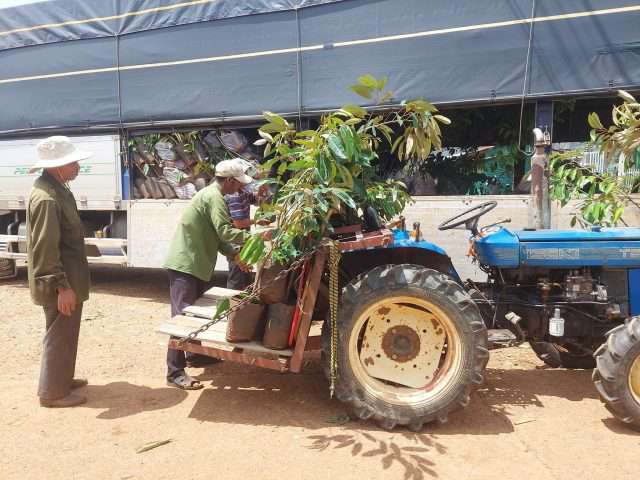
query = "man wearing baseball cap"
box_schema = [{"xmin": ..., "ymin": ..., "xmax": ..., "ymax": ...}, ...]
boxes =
[
  {"xmin": 27, "ymin": 136, "xmax": 92, "ymax": 408},
  {"xmin": 163, "ymin": 158, "xmax": 253, "ymax": 389}
]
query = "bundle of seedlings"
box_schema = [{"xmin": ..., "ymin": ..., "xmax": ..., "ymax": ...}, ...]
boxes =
[
  {"xmin": 130, "ymin": 129, "xmax": 259, "ymax": 199},
  {"xmin": 223, "ymin": 76, "xmax": 451, "ymax": 347}
]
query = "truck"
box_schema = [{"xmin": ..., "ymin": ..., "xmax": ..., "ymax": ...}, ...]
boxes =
[{"xmin": 2, "ymin": 0, "xmax": 639, "ymax": 277}]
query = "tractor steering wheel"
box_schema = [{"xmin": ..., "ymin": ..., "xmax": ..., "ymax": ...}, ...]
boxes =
[{"xmin": 438, "ymin": 201, "xmax": 497, "ymax": 235}]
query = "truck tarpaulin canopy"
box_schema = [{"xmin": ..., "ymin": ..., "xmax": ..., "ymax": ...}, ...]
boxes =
[{"xmin": 1, "ymin": 0, "xmax": 639, "ymax": 135}]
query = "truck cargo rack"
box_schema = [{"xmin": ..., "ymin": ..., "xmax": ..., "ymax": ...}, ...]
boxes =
[{"xmin": 0, "ymin": 234, "xmax": 128, "ymax": 266}]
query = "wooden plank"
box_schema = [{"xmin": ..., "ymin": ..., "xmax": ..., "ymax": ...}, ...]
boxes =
[
  {"xmin": 84, "ymin": 238, "xmax": 127, "ymax": 248},
  {"xmin": 167, "ymin": 340, "xmax": 290, "ymax": 372},
  {"xmin": 290, "ymin": 250, "xmax": 327, "ymax": 373},
  {"xmin": 182, "ymin": 296, "xmax": 218, "ymax": 319},
  {"xmin": 167, "ymin": 314, "xmax": 227, "ymax": 333},
  {"xmin": 86, "ymin": 255, "xmax": 128, "ymax": 264},
  {"xmin": 202, "ymin": 286, "xmax": 244, "ymax": 300},
  {"xmin": 156, "ymin": 320, "xmax": 294, "ymax": 357}
]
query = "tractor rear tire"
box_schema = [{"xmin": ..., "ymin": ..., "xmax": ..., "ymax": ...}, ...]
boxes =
[
  {"xmin": 322, "ymin": 264, "xmax": 488, "ymax": 431},
  {"xmin": 593, "ymin": 317, "xmax": 640, "ymax": 430},
  {"xmin": 530, "ymin": 341, "xmax": 596, "ymax": 369}
]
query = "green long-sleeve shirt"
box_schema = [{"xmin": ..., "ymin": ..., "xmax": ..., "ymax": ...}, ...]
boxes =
[
  {"xmin": 27, "ymin": 171, "xmax": 90, "ymax": 306},
  {"xmin": 164, "ymin": 182, "xmax": 250, "ymax": 282}
]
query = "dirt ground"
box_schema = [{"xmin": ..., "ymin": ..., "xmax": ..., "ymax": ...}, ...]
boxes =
[{"xmin": 1, "ymin": 266, "xmax": 638, "ymax": 480}]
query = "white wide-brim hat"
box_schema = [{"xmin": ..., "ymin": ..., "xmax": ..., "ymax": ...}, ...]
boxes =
[
  {"xmin": 29, "ymin": 136, "xmax": 93, "ymax": 173},
  {"xmin": 215, "ymin": 158, "xmax": 254, "ymax": 185}
]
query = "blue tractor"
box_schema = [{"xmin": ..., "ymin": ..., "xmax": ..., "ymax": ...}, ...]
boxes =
[{"xmin": 325, "ymin": 201, "xmax": 640, "ymax": 431}]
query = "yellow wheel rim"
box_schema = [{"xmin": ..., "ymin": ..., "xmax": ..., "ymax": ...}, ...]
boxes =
[
  {"xmin": 348, "ymin": 295, "xmax": 464, "ymax": 407},
  {"xmin": 630, "ymin": 352, "xmax": 640, "ymax": 405}
]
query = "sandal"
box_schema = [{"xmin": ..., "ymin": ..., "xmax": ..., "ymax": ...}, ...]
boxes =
[{"xmin": 167, "ymin": 374, "xmax": 204, "ymax": 390}]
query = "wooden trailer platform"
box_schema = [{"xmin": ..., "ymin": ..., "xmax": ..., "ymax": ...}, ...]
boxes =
[
  {"xmin": 156, "ymin": 251, "xmax": 327, "ymax": 373},
  {"xmin": 155, "ymin": 228, "xmax": 394, "ymax": 373}
]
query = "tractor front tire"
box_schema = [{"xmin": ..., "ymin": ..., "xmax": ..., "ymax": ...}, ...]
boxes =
[
  {"xmin": 593, "ymin": 317, "xmax": 640, "ymax": 430},
  {"xmin": 322, "ymin": 265, "xmax": 488, "ymax": 431}
]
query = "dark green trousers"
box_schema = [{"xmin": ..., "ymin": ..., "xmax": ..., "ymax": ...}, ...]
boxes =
[{"xmin": 38, "ymin": 303, "xmax": 83, "ymax": 400}]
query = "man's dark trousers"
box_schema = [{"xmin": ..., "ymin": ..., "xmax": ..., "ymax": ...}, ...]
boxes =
[
  {"xmin": 227, "ymin": 258, "xmax": 253, "ymax": 290},
  {"xmin": 38, "ymin": 303, "xmax": 83, "ymax": 400},
  {"xmin": 166, "ymin": 269, "xmax": 210, "ymax": 380}
]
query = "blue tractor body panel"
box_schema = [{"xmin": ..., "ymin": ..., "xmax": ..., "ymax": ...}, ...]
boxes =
[
  {"xmin": 475, "ymin": 227, "xmax": 640, "ymax": 268},
  {"xmin": 629, "ymin": 269, "xmax": 640, "ymax": 316},
  {"xmin": 391, "ymin": 229, "xmax": 448, "ymax": 257}
]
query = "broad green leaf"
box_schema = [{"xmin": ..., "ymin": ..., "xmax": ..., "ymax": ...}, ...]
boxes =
[
  {"xmin": 342, "ymin": 104, "xmax": 367, "ymax": 118},
  {"xmin": 618, "ymin": 90, "xmax": 637, "ymax": 103},
  {"xmin": 350, "ymin": 84, "xmax": 373, "ymax": 99},
  {"xmin": 358, "ymin": 74, "xmax": 378, "ymax": 89},
  {"xmin": 263, "ymin": 111, "xmax": 288, "ymax": 127},
  {"xmin": 331, "ymin": 188, "xmax": 357, "ymax": 210},
  {"xmin": 327, "ymin": 134, "xmax": 347, "ymax": 160},
  {"xmin": 317, "ymin": 154, "xmax": 330, "ymax": 182},
  {"xmin": 588, "ymin": 112, "xmax": 604, "ymax": 130},
  {"xmin": 215, "ymin": 297, "xmax": 231, "ymax": 318},
  {"xmin": 434, "ymin": 114, "xmax": 451, "ymax": 125},
  {"xmin": 258, "ymin": 130, "xmax": 274, "ymax": 142}
]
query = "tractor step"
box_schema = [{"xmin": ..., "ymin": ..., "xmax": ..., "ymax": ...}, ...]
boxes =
[{"xmin": 487, "ymin": 329, "xmax": 518, "ymax": 349}]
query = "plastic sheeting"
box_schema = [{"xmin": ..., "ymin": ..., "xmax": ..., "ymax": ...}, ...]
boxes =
[
  {"xmin": 0, "ymin": 0, "xmax": 342, "ymax": 50},
  {"xmin": 1, "ymin": 0, "xmax": 639, "ymax": 135}
]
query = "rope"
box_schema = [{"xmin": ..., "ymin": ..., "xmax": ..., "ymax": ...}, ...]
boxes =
[
  {"xmin": 328, "ymin": 242, "xmax": 341, "ymax": 398},
  {"xmin": 517, "ymin": 0, "xmax": 536, "ymax": 154}
]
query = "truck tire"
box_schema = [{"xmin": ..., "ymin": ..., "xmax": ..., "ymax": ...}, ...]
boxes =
[
  {"xmin": 593, "ymin": 317, "xmax": 640, "ymax": 430},
  {"xmin": 529, "ymin": 341, "xmax": 596, "ymax": 369},
  {"xmin": 0, "ymin": 258, "xmax": 16, "ymax": 280},
  {"xmin": 322, "ymin": 264, "xmax": 488, "ymax": 431}
]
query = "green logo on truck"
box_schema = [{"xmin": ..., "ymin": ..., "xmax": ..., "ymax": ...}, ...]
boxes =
[{"xmin": 14, "ymin": 165, "xmax": 93, "ymax": 175}]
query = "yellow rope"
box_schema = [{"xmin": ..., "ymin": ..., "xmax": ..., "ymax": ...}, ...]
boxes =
[{"xmin": 329, "ymin": 243, "xmax": 341, "ymax": 398}]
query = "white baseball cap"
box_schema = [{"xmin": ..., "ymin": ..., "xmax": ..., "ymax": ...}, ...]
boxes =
[
  {"xmin": 215, "ymin": 158, "xmax": 254, "ymax": 184},
  {"xmin": 29, "ymin": 136, "xmax": 92, "ymax": 173}
]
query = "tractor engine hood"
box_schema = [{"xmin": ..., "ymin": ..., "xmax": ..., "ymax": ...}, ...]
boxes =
[{"xmin": 473, "ymin": 227, "xmax": 640, "ymax": 268}]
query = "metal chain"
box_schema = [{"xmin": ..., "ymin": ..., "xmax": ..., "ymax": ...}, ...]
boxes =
[
  {"xmin": 177, "ymin": 251, "xmax": 314, "ymax": 344},
  {"xmin": 328, "ymin": 242, "xmax": 341, "ymax": 398}
]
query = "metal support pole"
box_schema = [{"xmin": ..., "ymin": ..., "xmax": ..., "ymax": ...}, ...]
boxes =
[
  {"xmin": 530, "ymin": 100, "xmax": 553, "ymax": 229},
  {"xmin": 530, "ymin": 128, "xmax": 551, "ymax": 229}
]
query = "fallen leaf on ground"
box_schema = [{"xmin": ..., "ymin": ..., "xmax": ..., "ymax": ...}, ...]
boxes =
[
  {"xmin": 513, "ymin": 418, "xmax": 536, "ymax": 425},
  {"xmin": 136, "ymin": 439, "xmax": 172, "ymax": 454}
]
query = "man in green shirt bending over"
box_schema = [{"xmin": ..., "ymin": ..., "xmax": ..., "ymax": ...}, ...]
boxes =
[
  {"xmin": 27, "ymin": 136, "xmax": 92, "ymax": 408},
  {"xmin": 164, "ymin": 158, "xmax": 253, "ymax": 389}
]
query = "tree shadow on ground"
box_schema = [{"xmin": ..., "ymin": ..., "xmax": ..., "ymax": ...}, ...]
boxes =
[
  {"xmin": 307, "ymin": 429, "xmax": 447, "ymax": 479},
  {"xmin": 81, "ymin": 382, "xmax": 188, "ymax": 420}
]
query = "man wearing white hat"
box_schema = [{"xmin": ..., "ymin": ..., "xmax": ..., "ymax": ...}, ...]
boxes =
[
  {"xmin": 163, "ymin": 158, "xmax": 254, "ymax": 389},
  {"xmin": 27, "ymin": 136, "xmax": 92, "ymax": 408}
]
